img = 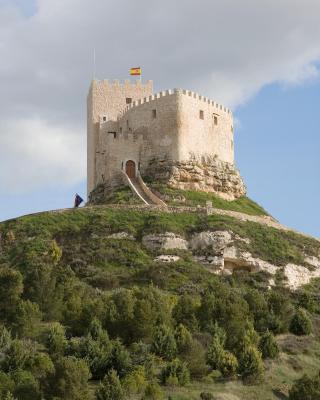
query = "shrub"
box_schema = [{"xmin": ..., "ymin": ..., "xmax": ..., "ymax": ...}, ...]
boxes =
[
  {"xmin": 200, "ymin": 393, "xmax": 214, "ymax": 400},
  {"xmin": 206, "ymin": 336, "xmax": 238, "ymax": 378},
  {"xmin": 174, "ymin": 324, "xmax": 193, "ymax": 354},
  {"xmin": 182, "ymin": 339, "xmax": 208, "ymax": 379},
  {"xmin": 122, "ymin": 366, "xmax": 146, "ymax": 394},
  {"xmin": 206, "ymin": 336, "xmax": 224, "ymax": 370},
  {"xmin": 151, "ymin": 324, "xmax": 177, "ymax": 361},
  {"xmin": 218, "ymin": 350, "xmax": 238, "ymax": 378},
  {"xmin": 289, "ymin": 372, "xmax": 320, "ymax": 400},
  {"xmin": 47, "ymin": 356, "xmax": 91, "ymax": 400},
  {"xmin": 45, "ymin": 322, "xmax": 67, "ymax": 357},
  {"xmin": 96, "ymin": 369, "xmax": 124, "ymax": 400},
  {"xmin": 142, "ymin": 382, "xmax": 164, "ymax": 400},
  {"xmin": 259, "ymin": 331, "xmax": 279, "ymax": 359},
  {"xmin": 238, "ymin": 345, "xmax": 264, "ymax": 384},
  {"xmin": 289, "ymin": 308, "xmax": 312, "ymax": 336},
  {"xmin": 160, "ymin": 359, "xmax": 190, "ymax": 386}
]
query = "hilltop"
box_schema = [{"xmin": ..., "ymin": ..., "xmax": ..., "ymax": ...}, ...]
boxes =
[{"xmin": 0, "ymin": 191, "xmax": 320, "ymax": 400}]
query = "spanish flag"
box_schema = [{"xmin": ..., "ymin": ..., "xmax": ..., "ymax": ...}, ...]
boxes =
[{"xmin": 130, "ymin": 67, "xmax": 141, "ymax": 76}]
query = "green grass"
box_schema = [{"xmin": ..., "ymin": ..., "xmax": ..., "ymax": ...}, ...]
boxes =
[
  {"xmin": 89, "ymin": 182, "xmax": 269, "ymax": 217},
  {"xmin": 149, "ymin": 183, "xmax": 269, "ymax": 216}
]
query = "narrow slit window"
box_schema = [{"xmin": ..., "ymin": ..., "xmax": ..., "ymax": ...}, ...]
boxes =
[
  {"xmin": 152, "ymin": 109, "xmax": 157, "ymax": 118},
  {"xmin": 199, "ymin": 110, "xmax": 204, "ymax": 120},
  {"xmin": 214, "ymin": 115, "xmax": 218, "ymax": 125},
  {"xmin": 103, "ymin": 116, "xmax": 107, "ymax": 122}
]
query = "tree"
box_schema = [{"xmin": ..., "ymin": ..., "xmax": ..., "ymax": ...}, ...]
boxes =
[
  {"xmin": 259, "ymin": 331, "xmax": 279, "ymax": 359},
  {"xmin": 142, "ymin": 382, "xmax": 164, "ymax": 400},
  {"xmin": 172, "ymin": 294, "xmax": 198, "ymax": 331},
  {"xmin": 11, "ymin": 370, "xmax": 40, "ymax": 400},
  {"xmin": 45, "ymin": 322, "xmax": 67, "ymax": 357},
  {"xmin": 107, "ymin": 339, "xmax": 132, "ymax": 378},
  {"xmin": 289, "ymin": 309, "xmax": 312, "ymax": 336},
  {"xmin": 122, "ymin": 366, "xmax": 146, "ymax": 395},
  {"xmin": 13, "ymin": 300, "xmax": 42, "ymax": 339},
  {"xmin": 238, "ymin": 345, "xmax": 264, "ymax": 384},
  {"xmin": 46, "ymin": 356, "xmax": 91, "ymax": 400},
  {"xmin": 174, "ymin": 324, "xmax": 193, "ymax": 354},
  {"xmin": 289, "ymin": 373, "xmax": 320, "ymax": 400},
  {"xmin": 0, "ymin": 267, "xmax": 23, "ymax": 321},
  {"xmin": 151, "ymin": 324, "xmax": 177, "ymax": 361},
  {"xmin": 160, "ymin": 359, "xmax": 190, "ymax": 386},
  {"xmin": 206, "ymin": 336, "xmax": 237, "ymax": 378},
  {"xmin": 96, "ymin": 369, "xmax": 124, "ymax": 400}
]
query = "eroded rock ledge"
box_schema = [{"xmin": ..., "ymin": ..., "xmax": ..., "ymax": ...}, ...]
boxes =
[
  {"xmin": 145, "ymin": 158, "xmax": 246, "ymax": 200},
  {"xmin": 140, "ymin": 230, "xmax": 320, "ymax": 290}
]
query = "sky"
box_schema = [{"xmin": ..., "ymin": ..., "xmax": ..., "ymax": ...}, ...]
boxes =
[{"xmin": 0, "ymin": 0, "xmax": 319, "ymax": 238}]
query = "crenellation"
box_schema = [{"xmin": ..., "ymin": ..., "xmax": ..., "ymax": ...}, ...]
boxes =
[{"xmin": 88, "ymin": 78, "xmax": 245, "ymax": 199}]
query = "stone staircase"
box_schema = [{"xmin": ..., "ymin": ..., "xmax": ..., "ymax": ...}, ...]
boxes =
[{"xmin": 122, "ymin": 171, "xmax": 167, "ymax": 207}]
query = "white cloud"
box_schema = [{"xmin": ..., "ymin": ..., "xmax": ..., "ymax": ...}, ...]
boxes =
[
  {"xmin": 0, "ymin": 0, "xmax": 320, "ymax": 192},
  {"xmin": 0, "ymin": 118, "xmax": 85, "ymax": 193}
]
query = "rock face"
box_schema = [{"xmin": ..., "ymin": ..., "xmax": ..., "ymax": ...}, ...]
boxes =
[
  {"xmin": 145, "ymin": 158, "xmax": 246, "ymax": 200},
  {"xmin": 141, "ymin": 230, "xmax": 320, "ymax": 290},
  {"xmin": 142, "ymin": 232, "xmax": 188, "ymax": 251},
  {"xmin": 154, "ymin": 255, "xmax": 180, "ymax": 263}
]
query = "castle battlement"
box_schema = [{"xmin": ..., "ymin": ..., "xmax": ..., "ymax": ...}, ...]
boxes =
[
  {"xmin": 87, "ymin": 78, "xmax": 245, "ymax": 201},
  {"xmin": 116, "ymin": 88, "xmax": 231, "ymax": 121}
]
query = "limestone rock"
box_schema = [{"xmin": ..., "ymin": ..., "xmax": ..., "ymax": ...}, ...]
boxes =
[
  {"xmin": 283, "ymin": 263, "xmax": 320, "ymax": 290},
  {"xmin": 190, "ymin": 231, "xmax": 232, "ymax": 252},
  {"xmin": 142, "ymin": 232, "xmax": 188, "ymax": 251},
  {"xmin": 107, "ymin": 232, "xmax": 135, "ymax": 240},
  {"xmin": 154, "ymin": 255, "xmax": 180, "ymax": 263}
]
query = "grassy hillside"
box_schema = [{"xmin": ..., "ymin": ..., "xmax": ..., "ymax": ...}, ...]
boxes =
[
  {"xmin": 89, "ymin": 184, "xmax": 269, "ymax": 216},
  {"xmin": 0, "ymin": 206, "xmax": 320, "ymax": 400}
]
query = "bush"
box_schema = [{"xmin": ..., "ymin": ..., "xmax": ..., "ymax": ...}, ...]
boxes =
[
  {"xmin": 258, "ymin": 331, "xmax": 279, "ymax": 359},
  {"xmin": 151, "ymin": 324, "xmax": 177, "ymax": 361},
  {"xmin": 289, "ymin": 308, "xmax": 312, "ymax": 336},
  {"xmin": 289, "ymin": 372, "xmax": 320, "ymax": 400},
  {"xmin": 142, "ymin": 382, "xmax": 164, "ymax": 400},
  {"xmin": 238, "ymin": 345, "xmax": 264, "ymax": 384},
  {"xmin": 47, "ymin": 356, "xmax": 91, "ymax": 400},
  {"xmin": 160, "ymin": 359, "xmax": 190, "ymax": 386},
  {"xmin": 200, "ymin": 393, "xmax": 214, "ymax": 400},
  {"xmin": 218, "ymin": 351, "xmax": 238, "ymax": 378},
  {"xmin": 206, "ymin": 336, "xmax": 238, "ymax": 378},
  {"xmin": 96, "ymin": 369, "xmax": 124, "ymax": 400},
  {"xmin": 121, "ymin": 366, "xmax": 146, "ymax": 394}
]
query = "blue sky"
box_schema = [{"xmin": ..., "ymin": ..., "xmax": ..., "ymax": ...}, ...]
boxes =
[{"xmin": 0, "ymin": 0, "xmax": 319, "ymax": 238}]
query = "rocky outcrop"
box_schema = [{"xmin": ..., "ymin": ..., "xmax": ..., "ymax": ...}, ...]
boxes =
[
  {"xmin": 142, "ymin": 232, "xmax": 188, "ymax": 251},
  {"xmin": 107, "ymin": 232, "xmax": 135, "ymax": 240},
  {"xmin": 154, "ymin": 255, "xmax": 180, "ymax": 263},
  {"xmin": 145, "ymin": 158, "xmax": 246, "ymax": 200},
  {"xmin": 141, "ymin": 229, "xmax": 320, "ymax": 290}
]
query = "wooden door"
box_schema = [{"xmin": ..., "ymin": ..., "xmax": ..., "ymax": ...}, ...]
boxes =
[{"xmin": 125, "ymin": 160, "xmax": 136, "ymax": 179}]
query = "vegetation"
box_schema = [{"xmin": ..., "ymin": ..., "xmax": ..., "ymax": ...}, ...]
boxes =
[{"xmin": 0, "ymin": 205, "xmax": 319, "ymax": 399}]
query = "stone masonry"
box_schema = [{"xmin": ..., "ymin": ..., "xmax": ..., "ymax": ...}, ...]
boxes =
[{"xmin": 87, "ymin": 79, "xmax": 246, "ymax": 200}]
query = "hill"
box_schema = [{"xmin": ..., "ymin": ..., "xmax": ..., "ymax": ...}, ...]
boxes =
[{"xmin": 0, "ymin": 194, "xmax": 320, "ymax": 400}]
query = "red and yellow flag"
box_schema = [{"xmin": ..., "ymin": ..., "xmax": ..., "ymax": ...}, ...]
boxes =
[{"xmin": 130, "ymin": 67, "xmax": 141, "ymax": 76}]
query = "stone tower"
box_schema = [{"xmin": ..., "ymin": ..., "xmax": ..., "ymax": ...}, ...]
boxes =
[{"xmin": 87, "ymin": 79, "xmax": 246, "ymax": 201}]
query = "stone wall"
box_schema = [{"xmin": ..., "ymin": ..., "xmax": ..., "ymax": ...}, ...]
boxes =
[
  {"xmin": 87, "ymin": 79, "xmax": 153, "ymax": 194},
  {"xmin": 88, "ymin": 80, "xmax": 245, "ymax": 200}
]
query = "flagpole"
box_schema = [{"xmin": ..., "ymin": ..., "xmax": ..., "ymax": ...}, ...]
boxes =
[{"xmin": 93, "ymin": 48, "xmax": 96, "ymax": 80}]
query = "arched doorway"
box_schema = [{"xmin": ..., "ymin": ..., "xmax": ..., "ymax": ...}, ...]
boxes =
[{"xmin": 125, "ymin": 160, "xmax": 136, "ymax": 179}]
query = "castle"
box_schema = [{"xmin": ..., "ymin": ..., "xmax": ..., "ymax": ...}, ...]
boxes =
[{"xmin": 87, "ymin": 79, "xmax": 246, "ymax": 203}]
